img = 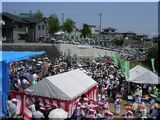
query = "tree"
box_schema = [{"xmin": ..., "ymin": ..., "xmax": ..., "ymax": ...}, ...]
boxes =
[
  {"xmin": 62, "ymin": 18, "xmax": 75, "ymax": 33},
  {"xmin": 33, "ymin": 10, "xmax": 43, "ymax": 18},
  {"xmin": 48, "ymin": 15, "xmax": 60, "ymax": 34},
  {"xmin": 81, "ymin": 24, "xmax": 91, "ymax": 38},
  {"xmin": 114, "ymin": 39, "xmax": 124, "ymax": 46}
]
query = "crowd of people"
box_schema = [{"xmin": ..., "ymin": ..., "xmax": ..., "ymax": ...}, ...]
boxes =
[{"xmin": 8, "ymin": 55, "xmax": 159, "ymax": 119}]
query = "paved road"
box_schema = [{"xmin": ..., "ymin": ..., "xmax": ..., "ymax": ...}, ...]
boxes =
[
  {"xmin": 59, "ymin": 44, "xmax": 119, "ymax": 58},
  {"xmin": 2, "ymin": 43, "xmax": 128, "ymax": 58}
]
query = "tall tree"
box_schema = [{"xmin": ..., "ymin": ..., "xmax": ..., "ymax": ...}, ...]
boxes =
[
  {"xmin": 114, "ymin": 39, "xmax": 124, "ymax": 46},
  {"xmin": 48, "ymin": 14, "xmax": 60, "ymax": 34},
  {"xmin": 62, "ymin": 18, "xmax": 75, "ymax": 33},
  {"xmin": 81, "ymin": 24, "xmax": 91, "ymax": 38},
  {"xmin": 33, "ymin": 10, "xmax": 43, "ymax": 18}
]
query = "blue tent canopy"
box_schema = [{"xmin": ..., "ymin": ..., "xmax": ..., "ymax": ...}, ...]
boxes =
[{"xmin": 0, "ymin": 51, "xmax": 45, "ymax": 117}]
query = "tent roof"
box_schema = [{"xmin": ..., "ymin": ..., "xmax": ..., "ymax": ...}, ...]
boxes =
[
  {"xmin": 25, "ymin": 69, "xmax": 98, "ymax": 100},
  {"xmin": 127, "ymin": 65, "xmax": 160, "ymax": 84},
  {"xmin": 0, "ymin": 51, "xmax": 45, "ymax": 63}
]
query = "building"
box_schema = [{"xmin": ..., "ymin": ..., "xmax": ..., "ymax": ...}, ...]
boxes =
[
  {"xmin": 88, "ymin": 25, "xmax": 97, "ymax": 34},
  {"xmin": 2, "ymin": 12, "xmax": 28, "ymax": 43},
  {"xmin": 123, "ymin": 31, "xmax": 136, "ymax": 40},
  {"xmin": 2, "ymin": 12, "xmax": 47, "ymax": 43},
  {"xmin": 23, "ymin": 18, "xmax": 47, "ymax": 42}
]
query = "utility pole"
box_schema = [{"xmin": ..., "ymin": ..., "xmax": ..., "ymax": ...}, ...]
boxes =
[
  {"xmin": 99, "ymin": 13, "xmax": 102, "ymax": 32},
  {"xmin": 6, "ymin": 4, "xmax": 8, "ymax": 12},
  {"xmin": 62, "ymin": 13, "xmax": 64, "ymax": 24},
  {"xmin": 99, "ymin": 13, "xmax": 102, "ymax": 46}
]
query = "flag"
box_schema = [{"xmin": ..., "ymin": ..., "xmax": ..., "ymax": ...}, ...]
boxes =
[
  {"xmin": 124, "ymin": 61, "xmax": 130, "ymax": 80},
  {"xmin": 151, "ymin": 58, "xmax": 156, "ymax": 73},
  {"xmin": 119, "ymin": 59, "xmax": 130, "ymax": 80},
  {"xmin": 119, "ymin": 59, "xmax": 125, "ymax": 73},
  {"xmin": 111, "ymin": 53, "xmax": 118, "ymax": 66}
]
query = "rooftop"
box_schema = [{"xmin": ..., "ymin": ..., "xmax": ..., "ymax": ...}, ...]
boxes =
[
  {"xmin": 3, "ymin": 12, "xmax": 27, "ymax": 23},
  {"xmin": 103, "ymin": 27, "xmax": 117, "ymax": 30}
]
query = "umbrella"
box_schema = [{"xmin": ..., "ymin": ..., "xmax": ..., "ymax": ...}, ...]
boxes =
[{"xmin": 48, "ymin": 108, "xmax": 68, "ymax": 119}]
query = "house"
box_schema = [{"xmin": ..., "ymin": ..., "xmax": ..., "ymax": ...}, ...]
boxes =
[
  {"xmin": 101, "ymin": 27, "xmax": 117, "ymax": 41},
  {"xmin": 102, "ymin": 27, "xmax": 117, "ymax": 33},
  {"xmin": 88, "ymin": 25, "xmax": 97, "ymax": 34},
  {"xmin": 23, "ymin": 18, "xmax": 47, "ymax": 42},
  {"xmin": 115, "ymin": 33, "xmax": 123, "ymax": 40},
  {"xmin": 2, "ymin": 12, "xmax": 47, "ymax": 43},
  {"xmin": 123, "ymin": 31, "xmax": 136, "ymax": 40},
  {"xmin": 2, "ymin": 12, "xmax": 28, "ymax": 43}
]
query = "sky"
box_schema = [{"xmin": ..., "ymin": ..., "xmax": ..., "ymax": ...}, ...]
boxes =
[{"xmin": 2, "ymin": 2, "xmax": 158, "ymax": 36}]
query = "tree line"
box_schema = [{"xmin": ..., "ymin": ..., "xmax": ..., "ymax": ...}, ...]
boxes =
[{"xmin": 33, "ymin": 10, "xmax": 91, "ymax": 38}]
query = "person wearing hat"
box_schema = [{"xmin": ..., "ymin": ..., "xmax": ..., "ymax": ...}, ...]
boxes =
[
  {"xmin": 114, "ymin": 97, "xmax": 122, "ymax": 116},
  {"xmin": 124, "ymin": 106, "xmax": 133, "ymax": 119},
  {"xmin": 104, "ymin": 110, "xmax": 113, "ymax": 120},
  {"xmin": 87, "ymin": 109, "xmax": 95, "ymax": 119},
  {"xmin": 75, "ymin": 102, "xmax": 81, "ymax": 118},
  {"xmin": 150, "ymin": 103, "xmax": 159, "ymax": 119},
  {"xmin": 7, "ymin": 98, "xmax": 18, "ymax": 118},
  {"xmin": 32, "ymin": 104, "xmax": 45, "ymax": 119},
  {"xmin": 80, "ymin": 105, "xmax": 86, "ymax": 118}
]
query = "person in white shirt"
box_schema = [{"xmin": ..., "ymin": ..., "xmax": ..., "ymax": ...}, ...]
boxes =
[
  {"xmin": 21, "ymin": 76, "xmax": 29, "ymax": 89},
  {"xmin": 32, "ymin": 105, "xmax": 45, "ymax": 119}
]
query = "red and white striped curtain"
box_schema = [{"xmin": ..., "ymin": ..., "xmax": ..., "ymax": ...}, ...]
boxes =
[{"xmin": 9, "ymin": 86, "xmax": 97, "ymax": 119}]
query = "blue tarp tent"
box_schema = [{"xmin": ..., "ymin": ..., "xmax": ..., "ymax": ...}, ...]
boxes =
[{"xmin": 0, "ymin": 51, "xmax": 45, "ymax": 117}]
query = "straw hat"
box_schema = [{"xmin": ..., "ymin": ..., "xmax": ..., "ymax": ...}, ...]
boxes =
[
  {"xmin": 81, "ymin": 105, "xmax": 86, "ymax": 109},
  {"xmin": 89, "ymin": 109, "xmax": 95, "ymax": 112},
  {"xmin": 128, "ymin": 110, "xmax": 133, "ymax": 114},
  {"xmin": 154, "ymin": 103, "xmax": 160, "ymax": 109},
  {"xmin": 105, "ymin": 110, "xmax": 113, "ymax": 115},
  {"xmin": 12, "ymin": 98, "xmax": 18, "ymax": 102},
  {"xmin": 84, "ymin": 97, "xmax": 89, "ymax": 102},
  {"xmin": 150, "ymin": 94, "xmax": 156, "ymax": 98},
  {"xmin": 77, "ymin": 102, "xmax": 81, "ymax": 106}
]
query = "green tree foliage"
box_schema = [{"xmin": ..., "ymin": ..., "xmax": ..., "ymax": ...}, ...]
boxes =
[
  {"xmin": 62, "ymin": 18, "xmax": 75, "ymax": 33},
  {"xmin": 81, "ymin": 24, "xmax": 91, "ymax": 38},
  {"xmin": 33, "ymin": 10, "xmax": 43, "ymax": 18},
  {"xmin": 114, "ymin": 39, "xmax": 124, "ymax": 46},
  {"xmin": 143, "ymin": 44, "xmax": 158, "ymax": 73},
  {"xmin": 48, "ymin": 15, "xmax": 60, "ymax": 34}
]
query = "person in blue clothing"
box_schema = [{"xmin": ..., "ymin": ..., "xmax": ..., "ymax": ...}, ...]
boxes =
[{"xmin": 150, "ymin": 103, "xmax": 159, "ymax": 119}]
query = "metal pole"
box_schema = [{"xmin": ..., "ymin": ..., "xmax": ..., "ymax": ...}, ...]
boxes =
[
  {"xmin": 62, "ymin": 13, "xmax": 64, "ymax": 24},
  {"xmin": 99, "ymin": 13, "xmax": 102, "ymax": 32}
]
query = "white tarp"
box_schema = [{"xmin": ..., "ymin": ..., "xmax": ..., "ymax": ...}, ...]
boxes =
[
  {"xmin": 25, "ymin": 69, "xmax": 97, "ymax": 100},
  {"xmin": 127, "ymin": 65, "xmax": 160, "ymax": 84}
]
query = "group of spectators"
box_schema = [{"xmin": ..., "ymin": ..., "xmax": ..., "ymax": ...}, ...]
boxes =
[{"xmin": 8, "ymin": 55, "xmax": 159, "ymax": 119}]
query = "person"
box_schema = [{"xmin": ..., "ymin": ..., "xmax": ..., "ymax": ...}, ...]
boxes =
[
  {"xmin": 21, "ymin": 76, "xmax": 29, "ymax": 89},
  {"xmin": 7, "ymin": 98, "xmax": 18, "ymax": 118},
  {"xmin": 114, "ymin": 96, "xmax": 122, "ymax": 116},
  {"xmin": 32, "ymin": 72, "xmax": 38, "ymax": 85},
  {"xmin": 150, "ymin": 103, "xmax": 159, "ymax": 119},
  {"xmin": 95, "ymin": 110, "xmax": 103, "ymax": 118},
  {"xmin": 32, "ymin": 104, "xmax": 45, "ymax": 119}
]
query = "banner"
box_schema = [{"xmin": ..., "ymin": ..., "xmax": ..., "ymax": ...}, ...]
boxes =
[
  {"xmin": 111, "ymin": 53, "xmax": 118, "ymax": 66},
  {"xmin": 119, "ymin": 59, "xmax": 130, "ymax": 80},
  {"xmin": 119, "ymin": 59, "xmax": 125, "ymax": 73},
  {"xmin": 124, "ymin": 61, "xmax": 130, "ymax": 80},
  {"xmin": 151, "ymin": 58, "xmax": 156, "ymax": 73}
]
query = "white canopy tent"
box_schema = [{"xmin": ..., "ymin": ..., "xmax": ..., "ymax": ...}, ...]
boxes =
[
  {"xmin": 127, "ymin": 65, "xmax": 160, "ymax": 84},
  {"xmin": 25, "ymin": 69, "xmax": 97, "ymax": 100}
]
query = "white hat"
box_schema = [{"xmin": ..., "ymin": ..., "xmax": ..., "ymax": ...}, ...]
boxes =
[{"xmin": 12, "ymin": 98, "xmax": 18, "ymax": 102}]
